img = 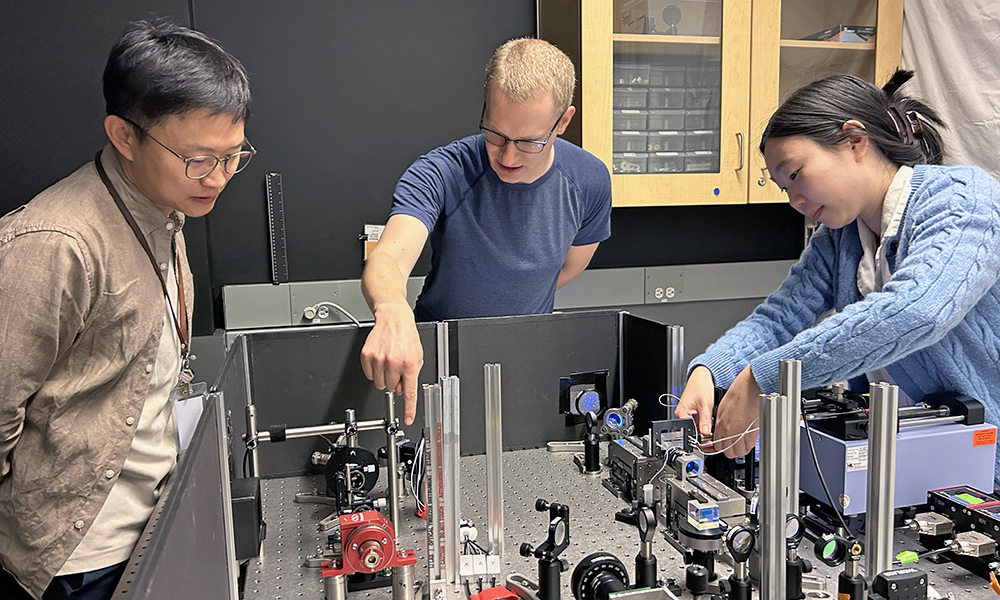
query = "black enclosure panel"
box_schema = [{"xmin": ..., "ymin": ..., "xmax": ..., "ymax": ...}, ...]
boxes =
[
  {"xmin": 454, "ymin": 311, "xmax": 620, "ymax": 455},
  {"xmin": 246, "ymin": 323, "xmax": 439, "ymax": 478},
  {"xmin": 620, "ymin": 313, "xmax": 670, "ymax": 436},
  {"xmin": 117, "ymin": 396, "xmax": 234, "ymax": 599}
]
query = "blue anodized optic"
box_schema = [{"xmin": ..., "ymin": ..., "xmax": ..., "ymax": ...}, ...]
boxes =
[
  {"xmin": 577, "ymin": 390, "xmax": 602, "ymax": 414},
  {"xmin": 605, "ymin": 412, "xmax": 624, "ymax": 429}
]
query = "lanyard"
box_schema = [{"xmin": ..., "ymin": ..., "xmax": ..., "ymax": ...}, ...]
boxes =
[{"xmin": 93, "ymin": 150, "xmax": 190, "ymax": 367}]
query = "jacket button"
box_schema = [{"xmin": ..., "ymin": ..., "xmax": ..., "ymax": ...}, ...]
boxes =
[
  {"xmin": 105, "ymin": 469, "xmax": 115, "ymax": 479},
  {"xmin": 159, "ymin": 262, "xmax": 167, "ymax": 271},
  {"xmin": 146, "ymin": 364, "xmax": 154, "ymax": 373},
  {"xmin": 126, "ymin": 416, "xmax": 136, "ymax": 426},
  {"xmin": 74, "ymin": 520, "xmax": 85, "ymax": 530},
  {"xmin": 165, "ymin": 222, "xmax": 174, "ymax": 231}
]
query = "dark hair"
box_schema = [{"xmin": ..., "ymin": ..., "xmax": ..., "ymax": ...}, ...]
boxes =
[
  {"xmin": 759, "ymin": 70, "xmax": 945, "ymax": 166},
  {"xmin": 103, "ymin": 18, "xmax": 251, "ymax": 135}
]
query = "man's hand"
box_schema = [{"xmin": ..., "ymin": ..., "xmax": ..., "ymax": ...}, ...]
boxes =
[
  {"xmin": 674, "ymin": 365, "xmax": 716, "ymax": 437},
  {"xmin": 360, "ymin": 302, "xmax": 423, "ymax": 425},
  {"xmin": 712, "ymin": 365, "xmax": 762, "ymax": 458},
  {"xmin": 360, "ymin": 214, "xmax": 429, "ymax": 426}
]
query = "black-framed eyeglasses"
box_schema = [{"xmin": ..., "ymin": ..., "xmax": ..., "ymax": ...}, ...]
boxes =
[
  {"xmin": 120, "ymin": 116, "xmax": 256, "ymax": 180},
  {"xmin": 479, "ymin": 105, "xmax": 562, "ymax": 154}
]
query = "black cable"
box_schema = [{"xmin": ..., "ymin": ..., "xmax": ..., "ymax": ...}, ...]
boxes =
[
  {"xmin": 470, "ymin": 540, "xmax": 489, "ymax": 555},
  {"xmin": 802, "ymin": 399, "xmax": 855, "ymax": 538},
  {"xmin": 242, "ymin": 446, "xmax": 250, "ymax": 478},
  {"xmin": 892, "ymin": 546, "xmax": 951, "ymax": 565},
  {"xmin": 464, "ymin": 579, "xmax": 473, "ymax": 600}
]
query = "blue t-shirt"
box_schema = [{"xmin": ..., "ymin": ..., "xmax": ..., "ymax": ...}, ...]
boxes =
[{"xmin": 391, "ymin": 134, "xmax": 612, "ymax": 321}]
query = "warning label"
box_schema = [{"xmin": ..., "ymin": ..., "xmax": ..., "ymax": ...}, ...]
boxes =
[
  {"xmin": 973, "ymin": 427, "xmax": 997, "ymax": 447},
  {"xmin": 845, "ymin": 445, "xmax": 868, "ymax": 472}
]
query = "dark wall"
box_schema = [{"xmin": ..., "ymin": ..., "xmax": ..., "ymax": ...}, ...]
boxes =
[{"xmin": 2, "ymin": 2, "xmax": 803, "ymax": 337}]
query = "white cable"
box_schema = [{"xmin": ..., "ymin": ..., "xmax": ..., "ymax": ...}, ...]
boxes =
[
  {"xmin": 305, "ymin": 301, "xmax": 362, "ymax": 327},
  {"xmin": 697, "ymin": 419, "xmax": 760, "ymax": 456}
]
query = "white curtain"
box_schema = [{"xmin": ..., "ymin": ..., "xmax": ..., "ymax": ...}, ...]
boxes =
[{"xmin": 902, "ymin": 0, "xmax": 1000, "ymax": 180}]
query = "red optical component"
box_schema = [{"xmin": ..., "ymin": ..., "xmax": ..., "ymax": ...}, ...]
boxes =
[
  {"xmin": 471, "ymin": 586, "xmax": 519, "ymax": 600},
  {"xmin": 321, "ymin": 511, "xmax": 417, "ymax": 579}
]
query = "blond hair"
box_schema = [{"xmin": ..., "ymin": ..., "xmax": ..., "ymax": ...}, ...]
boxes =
[{"xmin": 484, "ymin": 38, "xmax": 576, "ymax": 116}]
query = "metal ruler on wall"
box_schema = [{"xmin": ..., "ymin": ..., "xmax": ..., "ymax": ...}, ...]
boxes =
[{"xmin": 265, "ymin": 172, "xmax": 289, "ymax": 284}]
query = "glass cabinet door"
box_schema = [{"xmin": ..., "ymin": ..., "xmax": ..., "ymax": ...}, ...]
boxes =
[
  {"xmin": 582, "ymin": 0, "xmax": 752, "ymax": 206},
  {"xmin": 749, "ymin": 0, "xmax": 903, "ymax": 203}
]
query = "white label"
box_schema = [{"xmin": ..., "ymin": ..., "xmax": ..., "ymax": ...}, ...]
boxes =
[
  {"xmin": 845, "ymin": 445, "xmax": 868, "ymax": 472},
  {"xmin": 364, "ymin": 223, "xmax": 384, "ymax": 242}
]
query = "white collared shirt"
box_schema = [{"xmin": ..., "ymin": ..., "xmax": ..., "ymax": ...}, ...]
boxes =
[{"xmin": 857, "ymin": 165, "xmax": 914, "ymax": 404}]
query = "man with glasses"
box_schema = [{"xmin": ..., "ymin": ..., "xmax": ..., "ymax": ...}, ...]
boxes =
[
  {"xmin": 0, "ymin": 19, "xmax": 251, "ymax": 600},
  {"xmin": 361, "ymin": 38, "xmax": 611, "ymax": 425}
]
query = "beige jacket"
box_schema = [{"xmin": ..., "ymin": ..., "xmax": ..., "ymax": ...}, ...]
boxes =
[{"xmin": 0, "ymin": 146, "xmax": 193, "ymax": 598}]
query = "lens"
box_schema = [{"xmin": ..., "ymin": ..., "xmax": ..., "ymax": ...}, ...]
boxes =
[
  {"xmin": 605, "ymin": 412, "xmax": 623, "ymax": 429},
  {"xmin": 225, "ymin": 150, "xmax": 255, "ymax": 174},
  {"xmin": 577, "ymin": 390, "xmax": 602, "ymax": 414},
  {"xmin": 481, "ymin": 128, "xmax": 506, "ymax": 147},
  {"xmin": 185, "ymin": 156, "xmax": 218, "ymax": 179},
  {"xmin": 514, "ymin": 140, "xmax": 545, "ymax": 153},
  {"xmin": 821, "ymin": 540, "xmax": 838, "ymax": 560},
  {"xmin": 732, "ymin": 530, "xmax": 753, "ymax": 553}
]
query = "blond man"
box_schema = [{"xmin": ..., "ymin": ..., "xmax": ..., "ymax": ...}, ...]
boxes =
[{"xmin": 360, "ymin": 38, "xmax": 611, "ymax": 423}]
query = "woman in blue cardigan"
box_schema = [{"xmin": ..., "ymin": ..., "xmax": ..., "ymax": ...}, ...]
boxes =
[{"xmin": 675, "ymin": 70, "xmax": 1000, "ymax": 483}]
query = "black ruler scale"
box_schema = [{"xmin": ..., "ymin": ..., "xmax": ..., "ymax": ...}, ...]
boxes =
[{"xmin": 265, "ymin": 172, "xmax": 290, "ymax": 284}]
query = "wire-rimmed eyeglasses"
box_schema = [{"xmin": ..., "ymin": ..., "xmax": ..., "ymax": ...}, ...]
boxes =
[
  {"xmin": 120, "ymin": 116, "xmax": 256, "ymax": 180},
  {"xmin": 479, "ymin": 105, "xmax": 562, "ymax": 154}
]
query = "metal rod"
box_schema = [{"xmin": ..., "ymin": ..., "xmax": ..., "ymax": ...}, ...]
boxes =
[
  {"xmin": 866, "ymin": 382, "xmax": 899, "ymax": 580},
  {"xmin": 437, "ymin": 321, "xmax": 450, "ymax": 380},
  {"xmin": 240, "ymin": 335, "xmax": 259, "ymax": 477},
  {"xmin": 345, "ymin": 409, "xmax": 358, "ymax": 447},
  {"xmin": 484, "ymin": 363, "xmax": 505, "ymax": 557},
  {"xmin": 779, "ymin": 359, "xmax": 802, "ymax": 516},
  {"xmin": 385, "ymin": 392, "xmax": 402, "ymax": 535},
  {"xmin": 245, "ymin": 404, "xmax": 259, "ymax": 477},
  {"xmin": 424, "ymin": 382, "xmax": 446, "ymax": 598},
  {"xmin": 666, "ymin": 325, "xmax": 684, "ymax": 416},
  {"xmin": 254, "ymin": 419, "xmax": 385, "ymax": 443},
  {"xmin": 898, "ymin": 415, "xmax": 961, "ymax": 428},
  {"xmin": 759, "ymin": 392, "xmax": 788, "ymax": 600},
  {"xmin": 441, "ymin": 376, "xmax": 462, "ymax": 587}
]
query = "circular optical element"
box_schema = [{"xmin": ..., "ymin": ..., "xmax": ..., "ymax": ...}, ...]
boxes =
[
  {"xmin": 605, "ymin": 412, "xmax": 624, "ymax": 429},
  {"xmin": 576, "ymin": 390, "xmax": 602, "ymax": 414},
  {"xmin": 813, "ymin": 534, "xmax": 851, "ymax": 567},
  {"xmin": 784, "ymin": 514, "xmax": 804, "ymax": 546},
  {"xmin": 725, "ymin": 526, "xmax": 755, "ymax": 561}
]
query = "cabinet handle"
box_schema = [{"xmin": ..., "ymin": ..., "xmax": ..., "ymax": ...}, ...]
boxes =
[{"xmin": 735, "ymin": 132, "xmax": 744, "ymax": 172}]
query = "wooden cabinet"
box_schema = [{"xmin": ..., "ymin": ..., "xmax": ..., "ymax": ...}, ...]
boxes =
[{"xmin": 539, "ymin": 0, "xmax": 903, "ymax": 207}]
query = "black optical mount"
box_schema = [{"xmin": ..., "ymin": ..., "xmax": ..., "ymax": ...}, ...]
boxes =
[
  {"xmin": 520, "ymin": 499, "xmax": 571, "ymax": 600},
  {"xmin": 813, "ymin": 533, "xmax": 865, "ymax": 600},
  {"xmin": 717, "ymin": 524, "xmax": 755, "ymax": 600},
  {"xmin": 614, "ymin": 484, "xmax": 659, "ymax": 589},
  {"xmin": 784, "ymin": 514, "xmax": 812, "ymax": 600},
  {"xmin": 583, "ymin": 411, "xmax": 602, "ymax": 474}
]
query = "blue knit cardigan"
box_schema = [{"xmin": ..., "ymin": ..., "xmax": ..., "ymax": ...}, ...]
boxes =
[{"xmin": 690, "ymin": 164, "xmax": 1000, "ymax": 482}]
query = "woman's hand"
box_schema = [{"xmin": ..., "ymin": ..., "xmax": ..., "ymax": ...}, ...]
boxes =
[
  {"xmin": 674, "ymin": 366, "xmax": 716, "ymax": 437},
  {"xmin": 712, "ymin": 365, "xmax": 762, "ymax": 458}
]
